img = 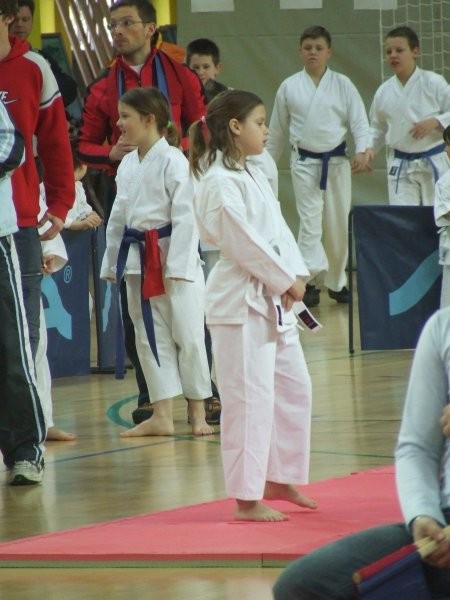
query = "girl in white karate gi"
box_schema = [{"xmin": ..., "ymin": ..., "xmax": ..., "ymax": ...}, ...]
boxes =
[
  {"xmin": 190, "ymin": 89, "xmax": 317, "ymax": 521},
  {"xmin": 367, "ymin": 26, "xmax": 450, "ymax": 206},
  {"xmin": 101, "ymin": 87, "xmax": 214, "ymax": 438}
]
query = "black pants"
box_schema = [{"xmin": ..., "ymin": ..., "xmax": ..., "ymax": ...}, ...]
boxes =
[{"xmin": 0, "ymin": 235, "xmax": 45, "ymax": 467}]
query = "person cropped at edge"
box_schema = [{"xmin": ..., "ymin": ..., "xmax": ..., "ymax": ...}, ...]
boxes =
[
  {"xmin": 0, "ymin": 94, "xmax": 47, "ymax": 486},
  {"xmin": 273, "ymin": 307, "xmax": 450, "ymax": 599},
  {"xmin": 266, "ymin": 25, "xmax": 369, "ymax": 308},
  {"xmin": 366, "ymin": 26, "xmax": 450, "ymax": 207},
  {"xmin": 77, "ymin": 0, "xmax": 208, "ymax": 426},
  {"xmin": 0, "ymin": 0, "xmax": 74, "ymax": 485}
]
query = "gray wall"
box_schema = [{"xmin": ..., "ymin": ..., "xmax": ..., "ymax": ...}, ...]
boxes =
[{"xmin": 177, "ymin": 0, "xmax": 389, "ymax": 233}]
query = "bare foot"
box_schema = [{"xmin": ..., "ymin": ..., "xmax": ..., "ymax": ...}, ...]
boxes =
[
  {"xmin": 120, "ymin": 416, "xmax": 175, "ymax": 437},
  {"xmin": 263, "ymin": 481, "xmax": 317, "ymax": 509},
  {"xmin": 46, "ymin": 426, "xmax": 77, "ymax": 441},
  {"xmin": 187, "ymin": 399, "xmax": 215, "ymax": 436},
  {"xmin": 234, "ymin": 499, "xmax": 288, "ymax": 522}
]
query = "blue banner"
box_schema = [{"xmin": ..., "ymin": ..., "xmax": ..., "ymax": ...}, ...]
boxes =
[
  {"xmin": 41, "ymin": 229, "xmax": 91, "ymax": 377},
  {"xmin": 353, "ymin": 205, "xmax": 441, "ymax": 350},
  {"xmin": 91, "ymin": 224, "xmax": 120, "ymax": 371}
]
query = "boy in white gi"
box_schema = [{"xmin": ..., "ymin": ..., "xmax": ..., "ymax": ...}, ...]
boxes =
[
  {"xmin": 267, "ymin": 25, "xmax": 369, "ymax": 307},
  {"xmin": 434, "ymin": 126, "xmax": 450, "ymax": 308},
  {"xmin": 101, "ymin": 87, "xmax": 214, "ymax": 437},
  {"xmin": 367, "ymin": 26, "xmax": 450, "ymax": 207},
  {"xmin": 190, "ymin": 89, "xmax": 317, "ymax": 521}
]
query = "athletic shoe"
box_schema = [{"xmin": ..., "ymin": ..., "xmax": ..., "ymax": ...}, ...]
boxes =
[
  {"xmin": 303, "ymin": 284, "xmax": 321, "ymax": 307},
  {"xmin": 131, "ymin": 402, "xmax": 154, "ymax": 424},
  {"xmin": 204, "ymin": 396, "xmax": 221, "ymax": 425},
  {"xmin": 8, "ymin": 460, "xmax": 44, "ymax": 486},
  {"xmin": 328, "ymin": 286, "xmax": 350, "ymax": 304}
]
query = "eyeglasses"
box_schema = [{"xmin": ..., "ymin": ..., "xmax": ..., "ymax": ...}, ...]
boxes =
[{"xmin": 106, "ymin": 19, "xmax": 146, "ymax": 32}]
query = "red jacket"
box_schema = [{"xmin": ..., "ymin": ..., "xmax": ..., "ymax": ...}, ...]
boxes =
[
  {"xmin": 0, "ymin": 37, "xmax": 74, "ymax": 226},
  {"xmin": 78, "ymin": 48, "xmax": 205, "ymax": 174}
]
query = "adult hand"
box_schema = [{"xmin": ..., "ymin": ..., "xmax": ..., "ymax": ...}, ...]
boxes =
[
  {"xmin": 38, "ymin": 213, "xmax": 64, "ymax": 240},
  {"xmin": 412, "ymin": 515, "xmax": 450, "ymax": 569}
]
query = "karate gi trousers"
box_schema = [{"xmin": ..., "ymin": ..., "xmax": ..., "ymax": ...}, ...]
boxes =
[
  {"xmin": 126, "ymin": 272, "xmax": 212, "ymax": 402},
  {"xmin": 209, "ymin": 308, "xmax": 312, "ymax": 500},
  {"xmin": 290, "ymin": 152, "xmax": 351, "ymax": 292}
]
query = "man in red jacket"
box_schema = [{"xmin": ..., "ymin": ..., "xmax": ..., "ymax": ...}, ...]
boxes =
[
  {"xmin": 0, "ymin": 0, "xmax": 75, "ymax": 484},
  {"xmin": 78, "ymin": 0, "xmax": 211, "ymax": 426},
  {"xmin": 78, "ymin": 0, "xmax": 204, "ymax": 170}
]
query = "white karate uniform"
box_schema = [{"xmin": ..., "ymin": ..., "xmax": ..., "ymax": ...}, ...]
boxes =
[
  {"xmin": 38, "ymin": 198, "xmax": 68, "ymax": 430},
  {"xmin": 194, "ymin": 151, "xmax": 312, "ymax": 500},
  {"xmin": 101, "ymin": 137, "xmax": 211, "ymax": 402},
  {"xmin": 64, "ymin": 180, "xmax": 93, "ymax": 228},
  {"xmin": 267, "ymin": 67, "xmax": 369, "ymax": 291},
  {"xmin": 369, "ymin": 67, "xmax": 450, "ymax": 206},
  {"xmin": 434, "ymin": 169, "xmax": 450, "ymax": 307}
]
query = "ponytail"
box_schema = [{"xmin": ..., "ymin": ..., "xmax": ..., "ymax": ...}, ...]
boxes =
[{"xmin": 189, "ymin": 118, "xmax": 209, "ymax": 178}]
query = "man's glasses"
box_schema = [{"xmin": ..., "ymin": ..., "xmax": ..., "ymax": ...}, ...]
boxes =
[{"xmin": 106, "ymin": 19, "xmax": 147, "ymax": 32}]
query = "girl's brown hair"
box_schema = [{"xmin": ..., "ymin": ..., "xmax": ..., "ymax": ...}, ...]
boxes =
[
  {"xmin": 119, "ymin": 87, "xmax": 181, "ymax": 148},
  {"xmin": 189, "ymin": 89, "xmax": 264, "ymax": 178}
]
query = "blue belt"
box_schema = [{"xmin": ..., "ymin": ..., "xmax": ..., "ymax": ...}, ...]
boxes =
[
  {"xmin": 295, "ymin": 141, "xmax": 347, "ymax": 190},
  {"xmin": 115, "ymin": 223, "xmax": 172, "ymax": 379},
  {"xmin": 393, "ymin": 143, "xmax": 445, "ymax": 192}
]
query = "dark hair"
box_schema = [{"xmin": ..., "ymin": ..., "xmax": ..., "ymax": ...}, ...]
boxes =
[
  {"xmin": 300, "ymin": 25, "xmax": 331, "ymax": 48},
  {"xmin": 385, "ymin": 26, "xmax": 420, "ymax": 50},
  {"xmin": 110, "ymin": 0, "xmax": 156, "ymax": 23},
  {"xmin": 119, "ymin": 87, "xmax": 180, "ymax": 147},
  {"xmin": 189, "ymin": 89, "xmax": 263, "ymax": 177},
  {"xmin": 70, "ymin": 138, "xmax": 84, "ymax": 172},
  {"xmin": 17, "ymin": 0, "xmax": 34, "ymax": 15},
  {"xmin": 186, "ymin": 38, "xmax": 221, "ymax": 66},
  {"xmin": 0, "ymin": 1, "xmax": 19, "ymax": 17},
  {"xmin": 443, "ymin": 126, "xmax": 450, "ymax": 146}
]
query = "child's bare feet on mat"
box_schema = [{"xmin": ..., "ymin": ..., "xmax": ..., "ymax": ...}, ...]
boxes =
[
  {"xmin": 234, "ymin": 500, "xmax": 288, "ymax": 522},
  {"xmin": 120, "ymin": 417, "xmax": 175, "ymax": 437},
  {"xmin": 187, "ymin": 399, "xmax": 215, "ymax": 436},
  {"xmin": 264, "ymin": 481, "xmax": 317, "ymax": 509},
  {"xmin": 46, "ymin": 426, "xmax": 77, "ymax": 441}
]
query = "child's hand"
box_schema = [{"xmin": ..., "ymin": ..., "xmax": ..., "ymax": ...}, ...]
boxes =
[
  {"xmin": 286, "ymin": 278, "xmax": 306, "ymax": 302},
  {"xmin": 109, "ymin": 136, "xmax": 138, "ymax": 162},
  {"xmin": 410, "ymin": 118, "xmax": 440, "ymax": 139},
  {"xmin": 281, "ymin": 292, "xmax": 295, "ymax": 311},
  {"xmin": 351, "ymin": 152, "xmax": 371, "ymax": 174},
  {"xmin": 70, "ymin": 212, "xmax": 103, "ymax": 231},
  {"xmin": 42, "ymin": 255, "xmax": 56, "ymax": 275}
]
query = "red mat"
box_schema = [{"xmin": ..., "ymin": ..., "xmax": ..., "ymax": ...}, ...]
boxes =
[{"xmin": 0, "ymin": 466, "xmax": 400, "ymax": 567}]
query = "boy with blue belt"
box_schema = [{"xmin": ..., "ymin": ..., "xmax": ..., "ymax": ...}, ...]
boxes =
[{"xmin": 267, "ymin": 25, "xmax": 369, "ymax": 307}]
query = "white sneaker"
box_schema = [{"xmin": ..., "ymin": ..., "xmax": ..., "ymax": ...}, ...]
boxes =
[{"xmin": 8, "ymin": 460, "xmax": 44, "ymax": 486}]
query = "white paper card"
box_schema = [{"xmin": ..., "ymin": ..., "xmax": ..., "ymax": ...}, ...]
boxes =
[
  {"xmin": 191, "ymin": 0, "xmax": 234, "ymax": 12},
  {"xmin": 354, "ymin": 0, "xmax": 397, "ymax": 9},
  {"xmin": 280, "ymin": 0, "xmax": 322, "ymax": 7}
]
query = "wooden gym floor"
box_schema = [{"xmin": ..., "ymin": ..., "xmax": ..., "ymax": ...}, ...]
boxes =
[{"xmin": 0, "ymin": 290, "xmax": 413, "ymax": 599}]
